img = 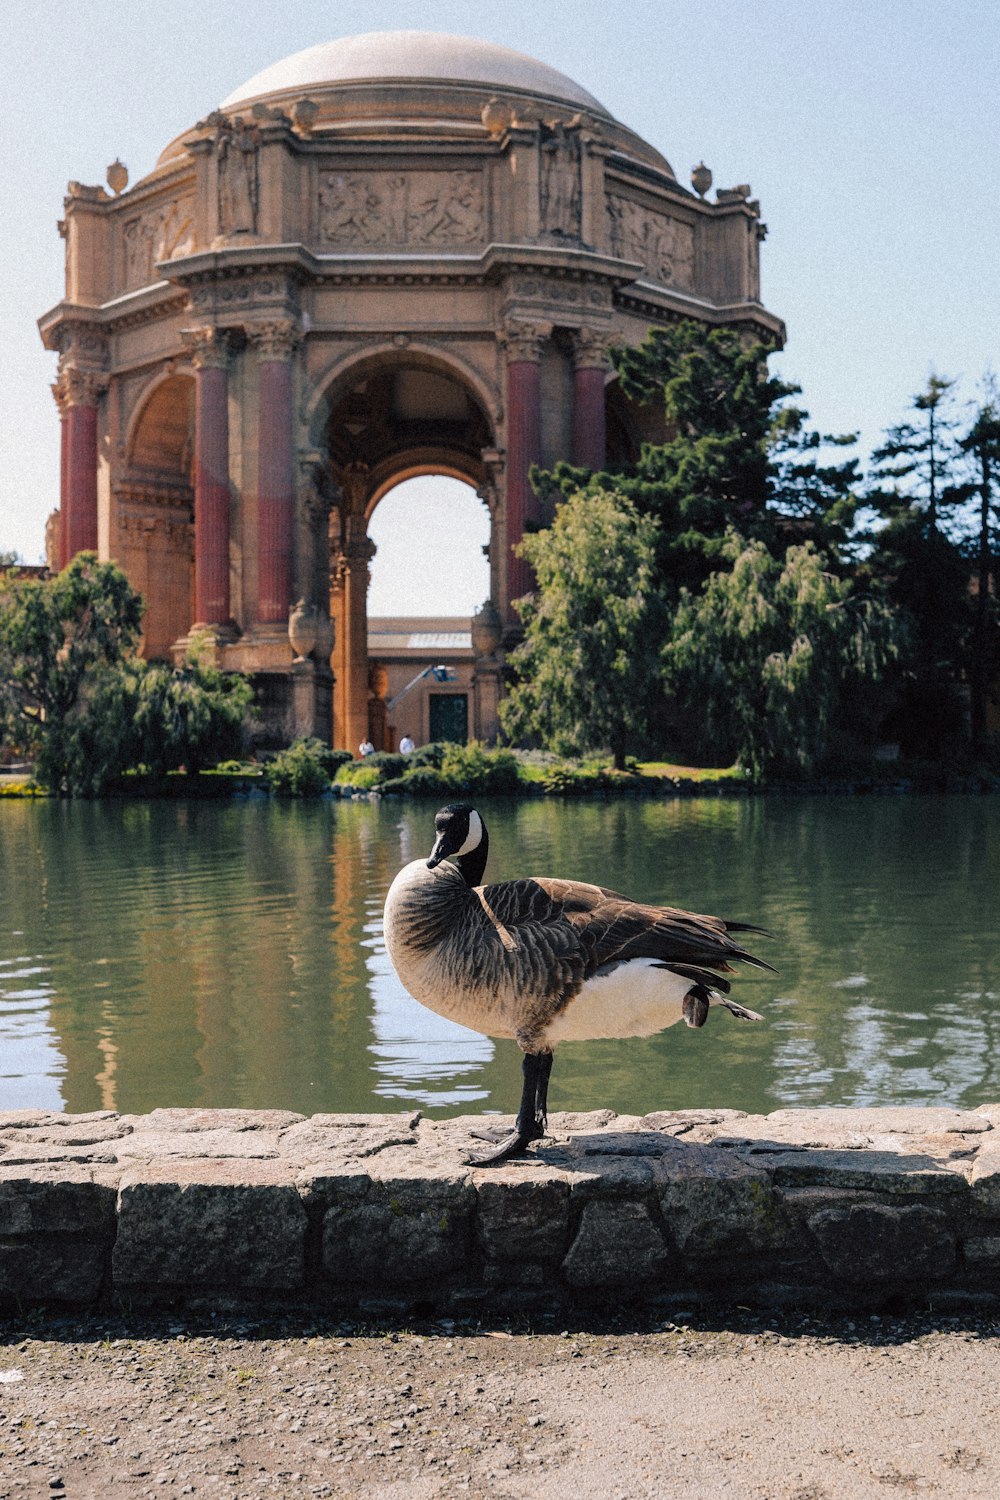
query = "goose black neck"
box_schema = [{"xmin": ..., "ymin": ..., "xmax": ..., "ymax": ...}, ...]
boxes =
[{"xmin": 455, "ymin": 826, "xmax": 488, "ymax": 888}]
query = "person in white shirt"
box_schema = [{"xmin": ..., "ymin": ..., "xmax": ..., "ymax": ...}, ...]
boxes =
[
  {"xmin": 399, "ymin": 734, "xmax": 415, "ymax": 753},
  {"xmin": 359, "ymin": 739, "xmax": 375, "ymax": 757}
]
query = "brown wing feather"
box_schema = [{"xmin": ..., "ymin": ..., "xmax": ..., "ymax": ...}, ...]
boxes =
[{"xmin": 479, "ymin": 876, "xmax": 772, "ymax": 983}]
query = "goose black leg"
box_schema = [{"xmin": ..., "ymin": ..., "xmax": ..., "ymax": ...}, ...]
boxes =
[{"xmin": 465, "ymin": 1050, "xmax": 553, "ymax": 1166}]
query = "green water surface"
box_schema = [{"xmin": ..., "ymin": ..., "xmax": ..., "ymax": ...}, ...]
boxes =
[{"xmin": 1, "ymin": 794, "xmax": 997, "ymax": 1118}]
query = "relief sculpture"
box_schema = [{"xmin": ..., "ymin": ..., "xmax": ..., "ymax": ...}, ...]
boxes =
[
  {"xmin": 318, "ymin": 170, "xmax": 484, "ymax": 248},
  {"xmin": 123, "ymin": 197, "xmax": 194, "ymax": 288},
  {"xmin": 216, "ymin": 115, "xmax": 259, "ymax": 236},
  {"xmin": 607, "ymin": 194, "xmax": 694, "ymax": 289},
  {"xmin": 540, "ymin": 119, "xmax": 582, "ymax": 240}
]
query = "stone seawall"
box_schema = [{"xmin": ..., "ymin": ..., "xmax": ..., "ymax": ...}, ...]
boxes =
[{"xmin": 3, "ymin": 1106, "xmax": 1000, "ymax": 1316}]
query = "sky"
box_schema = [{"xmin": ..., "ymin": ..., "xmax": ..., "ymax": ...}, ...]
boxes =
[{"xmin": 1, "ymin": 0, "xmax": 997, "ymax": 611}]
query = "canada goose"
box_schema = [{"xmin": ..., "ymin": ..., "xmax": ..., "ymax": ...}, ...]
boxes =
[{"xmin": 383, "ymin": 803, "xmax": 774, "ymax": 1166}]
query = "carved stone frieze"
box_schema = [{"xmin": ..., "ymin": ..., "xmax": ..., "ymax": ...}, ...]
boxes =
[
  {"xmin": 318, "ymin": 169, "xmax": 484, "ymax": 248},
  {"xmin": 115, "ymin": 481, "xmax": 193, "ymax": 511},
  {"xmin": 122, "ymin": 196, "xmax": 194, "ymax": 289},
  {"xmin": 187, "ymin": 274, "xmax": 298, "ymax": 320},
  {"xmin": 180, "ymin": 326, "xmax": 233, "ymax": 370},
  {"xmin": 606, "ymin": 194, "xmax": 695, "ymax": 289},
  {"xmin": 117, "ymin": 509, "xmax": 193, "ymax": 545}
]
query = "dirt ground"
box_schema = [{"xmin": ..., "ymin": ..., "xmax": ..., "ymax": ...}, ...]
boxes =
[{"xmin": 0, "ymin": 1307, "xmax": 998, "ymax": 1500}]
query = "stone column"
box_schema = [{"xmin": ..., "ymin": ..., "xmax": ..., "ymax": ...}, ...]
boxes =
[
  {"xmin": 502, "ymin": 321, "xmax": 547, "ymax": 606},
  {"xmin": 471, "ymin": 599, "xmax": 504, "ymax": 744},
  {"xmin": 51, "ymin": 378, "xmax": 69, "ymax": 569},
  {"xmin": 478, "ymin": 447, "xmax": 506, "ymax": 625},
  {"xmin": 336, "ymin": 533, "xmax": 376, "ymax": 755},
  {"xmin": 250, "ymin": 319, "xmax": 298, "ymax": 625},
  {"xmin": 572, "ymin": 327, "xmax": 609, "ymax": 472},
  {"xmin": 289, "ymin": 459, "xmax": 336, "ymax": 745},
  {"xmin": 332, "ymin": 465, "xmax": 375, "ymax": 754},
  {"xmin": 60, "ymin": 367, "xmax": 105, "ymax": 562},
  {"xmin": 184, "ymin": 327, "xmax": 232, "ymax": 628}
]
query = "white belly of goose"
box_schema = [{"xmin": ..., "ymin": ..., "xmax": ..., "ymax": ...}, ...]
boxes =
[{"xmin": 541, "ymin": 958, "xmax": 692, "ymax": 1044}]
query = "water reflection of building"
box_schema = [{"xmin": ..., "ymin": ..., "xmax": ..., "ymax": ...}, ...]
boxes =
[{"xmin": 38, "ymin": 30, "xmax": 782, "ymax": 751}]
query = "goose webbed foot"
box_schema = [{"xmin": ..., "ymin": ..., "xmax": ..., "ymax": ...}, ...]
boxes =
[
  {"xmin": 463, "ymin": 1122, "xmax": 543, "ymax": 1167},
  {"xmin": 463, "ymin": 1049, "xmax": 553, "ymax": 1168}
]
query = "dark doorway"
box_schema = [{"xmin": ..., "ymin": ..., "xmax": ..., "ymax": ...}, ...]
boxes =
[{"xmin": 429, "ymin": 693, "xmax": 468, "ymax": 744}]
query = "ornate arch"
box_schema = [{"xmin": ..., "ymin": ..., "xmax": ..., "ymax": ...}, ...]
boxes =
[{"xmin": 303, "ymin": 340, "xmax": 501, "ymax": 454}]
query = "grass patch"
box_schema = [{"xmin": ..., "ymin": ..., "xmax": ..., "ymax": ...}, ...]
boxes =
[{"xmin": 637, "ymin": 760, "xmax": 745, "ymax": 783}]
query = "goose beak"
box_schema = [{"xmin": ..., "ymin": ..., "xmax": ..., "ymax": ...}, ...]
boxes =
[{"xmin": 426, "ymin": 833, "xmax": 453, "ymax": 869}]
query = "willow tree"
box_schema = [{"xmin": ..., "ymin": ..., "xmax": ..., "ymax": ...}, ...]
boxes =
[
  {"xmin": 499, "ymin": 489, "xmax": 663, "ymax": 768},
  {"xmin": 662, "ymin": 533, "xmax": 901, "ymax": 778}
]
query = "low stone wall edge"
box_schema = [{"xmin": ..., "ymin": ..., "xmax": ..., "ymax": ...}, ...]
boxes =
[{"xmin": 1, "ymin": 1105, "xmax": 999, "ymax": 1316}]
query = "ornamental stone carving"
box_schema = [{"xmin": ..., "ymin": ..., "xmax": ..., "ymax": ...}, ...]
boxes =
[
  {"xmin": 248, "ymin": 318, "xmax": 299, "ymax": 361},
  {"xmin": 52, "ymin": 322, "xmax": 108, "ymax": 368},
  {"xmin": 606, "ymin": 195, "xmax": 695, "ymax": 290},
  {"xmin": 288, "ymin": 599, "xmax": 319, "ymax": 661},
  {"xmin": 499, "ymin": 320, "xmax": 550, "ymax": 363},
  {"xmin": 318, "ymin": 169, "xmax": 484, "ymax": 247},
  {"xmin": 572, "ymin": 326, "xmax": 611, "ymax": 370},
  {"xmin": 122, "ymin": 196, "xmax": 194, "ymax": 289},
  {"xmin": 61, "ymin": 366, "xmax": 109, "ymax": 407},
  {"xmin": 540, "ymin": 119, "xmax": 582, "ymax": 241},
  {"xmin": 212, "ymin": 115, "xmax": 260, "ymax": 236},
  {"xmin": 180, "ymin": 325, "xmax": 234, "ymax": 370},
  {"xmin": 297, "ymin": 458, "xmax": 337, "ymax": 530}
]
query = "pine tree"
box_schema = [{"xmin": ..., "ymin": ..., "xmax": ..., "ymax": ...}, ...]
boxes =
[
  {"xmin": 541, "ymin": 320, "xmax": 862, "ymax": 595},
  {"xmin": 868, "ymin": 373, "xmax": 962, "ymax": 535},
  {"xmin": 955, "ymin": 382, "xmax": 1000, "ymax": 746}
]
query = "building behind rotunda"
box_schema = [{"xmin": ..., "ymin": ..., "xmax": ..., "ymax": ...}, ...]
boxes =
[{"xmin": 39, "ymin": 31, "xmax": 783, "ymax": 751}]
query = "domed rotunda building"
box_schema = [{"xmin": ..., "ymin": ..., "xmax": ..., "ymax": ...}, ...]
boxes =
[{"xmin": 39, "ymin": 31, "xmax": 783, "ymax": 750}]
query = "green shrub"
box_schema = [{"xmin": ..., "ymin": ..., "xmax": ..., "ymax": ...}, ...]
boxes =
[
  {"xmin": 439, "ymin": 741, "xmax": 524, "ymax": 795},
  {"xmin": 408, "ymin": 741, "xmax": 447, "ymax": 768},
  {"xmin": 362, "ymin": 750, "xmax": 407, "ymax": 778},
  {"xmin": 334, "ymin": 762, "xmax": 383, "ymax": 791},
  {"xmin": 267, "ymin": 738, "xmax": 334, "ymax": 798},
  {"xmin": 381, "ymin": 766, "xmax": 453, "ymax": 797},
  {"xmin": 316, "ymin": 746, "xmax": 354, "ymax": 778}
]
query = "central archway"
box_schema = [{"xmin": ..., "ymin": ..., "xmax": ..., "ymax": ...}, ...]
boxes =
[
  {"xmin": 321, "ymin": 351, "xmax": 503, "ymax": 752},
  {"xmin": 366, "ymin": 475, "xmax": 491, "ymax": 750}
]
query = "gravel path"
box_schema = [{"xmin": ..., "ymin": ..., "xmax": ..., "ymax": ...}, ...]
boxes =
[{"xmin": 1, "ymin": 1309, "xmax": 998, "ymax": 1498}]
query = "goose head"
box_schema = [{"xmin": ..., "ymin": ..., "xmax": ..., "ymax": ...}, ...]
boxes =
[{"xmin": 426, "ymin": 803, "xmax": 489, "ymax": 888}]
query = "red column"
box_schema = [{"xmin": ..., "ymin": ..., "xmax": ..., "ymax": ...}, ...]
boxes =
[
  {"xmin": 256, "ymin": 348, "xmax": 294, "ymax": 623},
  {"xmin": 504, "ymin": 324, "xmax": 545, "ymax": 604},
  {"xmin": 60, "ymin": 370, "xmax": 102, "ymax": 562},
  {"xmin": 572, "ymin": 328, "xmax": 608, "ymax": 472},
  {"xmin": 189, "ymin": 333, "xmax": 231, "ymax": 626},
  {"xmin": 53, "ymin": 384, "xmax": 69, "ymax": 570}
]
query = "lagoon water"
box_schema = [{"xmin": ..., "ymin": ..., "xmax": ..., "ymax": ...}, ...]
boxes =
[{"xmin": 1, "ymin": 794, "xmax": 998, "ymax": 1119}]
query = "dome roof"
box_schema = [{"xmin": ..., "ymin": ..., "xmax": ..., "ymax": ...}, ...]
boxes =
[{"xmin": 221, "ymin": 30, "xmax": 612, "ymax": 117}]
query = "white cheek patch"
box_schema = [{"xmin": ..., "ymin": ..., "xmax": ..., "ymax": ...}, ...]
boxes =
[{"xmin": 456, "ymin": 809, "xmax": 483, "ymax": 856}]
